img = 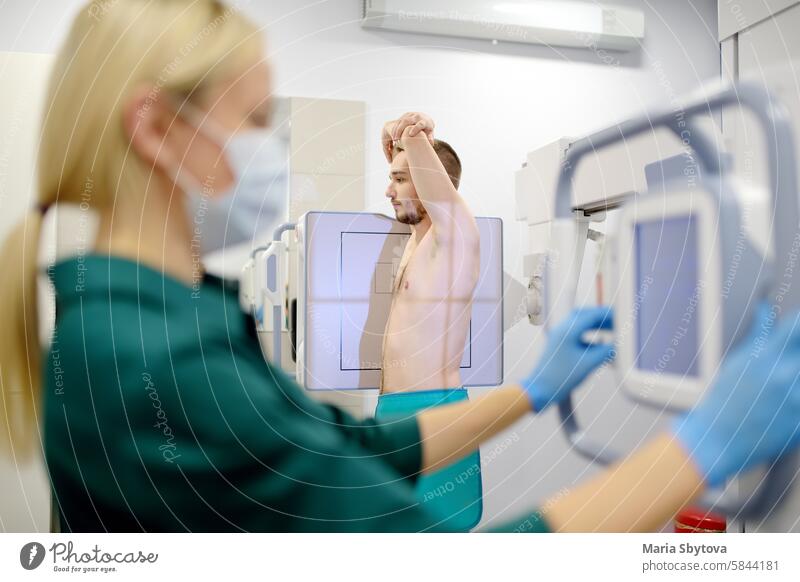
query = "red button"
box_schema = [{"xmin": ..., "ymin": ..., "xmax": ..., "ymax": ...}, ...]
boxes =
[{"xmin": 674, "ymin": 506, "xmax": 727, "ymax": 532}]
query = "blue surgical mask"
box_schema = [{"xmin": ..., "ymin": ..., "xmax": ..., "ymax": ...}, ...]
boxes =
[{"xmin": 174, "ymin": 105, "xmax": 289, "ymax": 256}]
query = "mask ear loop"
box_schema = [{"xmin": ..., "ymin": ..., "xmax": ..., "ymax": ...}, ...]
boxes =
[
  {"xmin": 167, "ymin": 94, "xmax": 230, "ymax": 149},
  {"xmin": 158, "ymin": 98, "xmax": 210, "ymax": 234}
]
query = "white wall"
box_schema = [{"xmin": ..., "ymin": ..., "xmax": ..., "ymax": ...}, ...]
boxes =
[{"xmin": 0, "ymin": 0, "xmax": 720, "ymax": 530}]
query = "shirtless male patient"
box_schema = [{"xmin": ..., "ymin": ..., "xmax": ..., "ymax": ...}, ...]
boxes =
[
  {"xmin": 379, "ymin": 112, "xmax": 480, "ymax": 393},
  {"xmin": 375, "ymin": 112, "xmax": 483, "ymax": 529}
]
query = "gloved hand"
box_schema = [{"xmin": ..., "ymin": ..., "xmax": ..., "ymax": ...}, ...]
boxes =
[
  {"xmin": 672, "ymin": 303, "xmax": 800, "ymax": 487},
  {"xmin": 522, "ymin": 306, "xmax": 614, "ymax": 412}
]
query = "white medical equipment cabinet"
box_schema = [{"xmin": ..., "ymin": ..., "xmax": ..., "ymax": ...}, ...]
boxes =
[
  {"xmin": 517, "ymin": 82, "xmax": 800, "ymax": 518},
  {"xmin": 240, "ymin": 211, "xmax": 504, "ymax": 393}
]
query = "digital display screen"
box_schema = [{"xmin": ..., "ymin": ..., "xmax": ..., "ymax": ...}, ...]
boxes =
[{"xmin": 634, "ymin": 215, "xmax": 700, "ymax": 377}]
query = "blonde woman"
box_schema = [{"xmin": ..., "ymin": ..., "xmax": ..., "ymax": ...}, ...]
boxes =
[{"xmin": 1, "ymin": 0, "xmax": 799, "ymax": 532}]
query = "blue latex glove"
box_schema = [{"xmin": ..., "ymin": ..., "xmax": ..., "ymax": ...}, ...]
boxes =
[
  {"xmin": 522, "ymin": 306, "xmax": 614, "ymax": 412},
  {"xmin": 672, "ymin": 303, "xmax": 800, "ymax": 487}
]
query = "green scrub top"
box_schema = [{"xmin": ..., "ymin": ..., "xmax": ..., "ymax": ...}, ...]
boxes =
[{"xmin": 43, "ymin": 255, "xmax": 549, "ymax": 533}]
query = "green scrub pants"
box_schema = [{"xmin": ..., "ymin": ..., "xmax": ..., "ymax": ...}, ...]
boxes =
[{"xmin": 375, "ymin": 388, "xmax": 483, "ymax": 531}]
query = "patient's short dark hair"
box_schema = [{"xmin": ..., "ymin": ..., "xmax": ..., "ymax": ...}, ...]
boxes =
[
  {"xmin": 432, "ymin": 139, "xmax": 461, "ymax": 189},
  {"xmin": 394, "ymin": 138, "xmax": 462, "ymax": 189}
]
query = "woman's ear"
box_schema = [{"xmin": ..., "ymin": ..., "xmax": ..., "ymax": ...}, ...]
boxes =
[
  {"xmin": 123, "ymin": 86, "xmax": 235, "ymax": 195},
  {"xmin": 123, "ymin": 84, "xmax": 183, "ymax": 172}
]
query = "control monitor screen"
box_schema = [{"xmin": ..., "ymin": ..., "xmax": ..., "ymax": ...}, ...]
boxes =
[{"xmin": 634, "ymin": 215, "xmax": 700, "ymax": 378}]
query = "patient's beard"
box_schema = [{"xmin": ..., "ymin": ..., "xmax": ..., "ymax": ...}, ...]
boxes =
[{"xmin": 395, "ymin": 201, "xmax": 427, "ymax": 225}]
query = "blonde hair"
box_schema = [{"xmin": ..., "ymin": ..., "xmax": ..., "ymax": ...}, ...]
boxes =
[{"xmin": 0, "ymin": 0, "xmax": 261, "ymax": 458}]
